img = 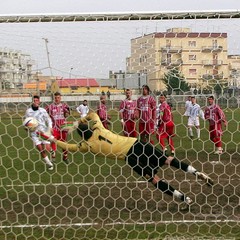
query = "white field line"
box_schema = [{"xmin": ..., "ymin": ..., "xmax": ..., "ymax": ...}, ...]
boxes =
[
  {"xmin": 5, "ymin": 180, "xmax": 147, "ymax": 188},
  {"xmin": 0, "ymin": 219, "xmax": 239, "ymax": 229},
  {"xmin": 4, "ymin": 177, "xmax": 240, "ymax": 188}
]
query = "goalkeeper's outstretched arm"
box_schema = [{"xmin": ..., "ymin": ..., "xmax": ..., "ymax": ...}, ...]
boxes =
[
  {"xmin": 55, "ymin": 140, "xmax": 88, "ymax": 153},
  {"xmin": 37, "ymin": 131, "xmax": 89, "ymax": 153}
]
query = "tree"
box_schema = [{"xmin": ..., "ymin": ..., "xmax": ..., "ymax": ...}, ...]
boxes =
[
  {"xmin": 213, "ymin": 83, "xmax": 222, "ymax": 98},
  {"xmin": 163, "ymin": 68, "xmax": 190, "ymax": 95}
]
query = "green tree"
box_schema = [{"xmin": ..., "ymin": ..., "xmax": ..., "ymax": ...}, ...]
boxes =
[{"xmin": 163, "ymin": 68, "xmax": 190, "ymax": 95}]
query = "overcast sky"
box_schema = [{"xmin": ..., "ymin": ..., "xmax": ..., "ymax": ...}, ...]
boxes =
[
  {"xmin": 0, "ymin": 0, "xmax": 240, "ymax": 80},
  {"xmin": 0, "ymin": 0, "xmax": 239, "ymax": 14}
]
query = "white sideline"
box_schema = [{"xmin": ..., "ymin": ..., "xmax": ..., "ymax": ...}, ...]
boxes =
[{"xmin": 0, "ymin": 219, "xmax": 238, "ymax": 229}]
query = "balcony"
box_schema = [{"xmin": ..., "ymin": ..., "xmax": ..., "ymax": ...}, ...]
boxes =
[
  {"xmin": 201, "ymin": 73, "xmax": 224, "ymax": 80},
  {"xmin": 202, "ymin": 60, "xmax": 223, "ymax": 66},
  {"xmin": 161, "ymin": 59, "xmax": 183, "ymax": 68},
  {"xmin": 202, "ymin": 46, "xmax": 223, "ymax": 52},
  {"xmin": 161, "ymin": 46, "xmax": 182, "ymax": 53}
]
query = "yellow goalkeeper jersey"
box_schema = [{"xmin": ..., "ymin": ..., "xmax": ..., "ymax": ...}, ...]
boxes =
[{"xmin": 56, "ymin": 112, "xmax": 137, "ymax": 160}]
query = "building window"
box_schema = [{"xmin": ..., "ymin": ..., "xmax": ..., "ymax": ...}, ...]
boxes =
[
  {"xmin": 189, "ymin": 69, "xmax": 197, "ymax": 75},
  {"xmin": 188, "ymin": 41, "xmax": 196, "ymax": 47},
  {"xmin": 212, "ymin": 39, "xmax": 218, "ymax": 47},
  {"xmin": 166, "ymin": 39, "xmax": 171, "ymax": 47},
  {"xmin": 140, "ymin": 42, "xmax": 147, "ymax": 49},
  {"xmin": 189, "ymin": 55, "xmax": 196, "ymax": 61},
  {"xmin": 140, "ymin": 55, "xmax": 147, "ymax": 63}
]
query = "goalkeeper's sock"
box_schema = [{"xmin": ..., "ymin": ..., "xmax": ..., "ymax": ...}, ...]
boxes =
[{"xmin": 154, "ymin": 180, "xmax": 186, "ymax": 201}]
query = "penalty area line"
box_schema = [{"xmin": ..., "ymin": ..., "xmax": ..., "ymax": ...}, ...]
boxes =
[
  {"xmin": 0, "ymin": 219, "xmax": 239, "ymax": 229},
  {"xmin": 5, "ymin": 180, "xmax": 147, "ymax": 188}
]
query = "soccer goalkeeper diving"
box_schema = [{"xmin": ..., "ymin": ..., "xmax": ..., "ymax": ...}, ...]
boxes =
[{"xmin": 38, "ymin": 112, "xmax": 214, "ymax": 211}]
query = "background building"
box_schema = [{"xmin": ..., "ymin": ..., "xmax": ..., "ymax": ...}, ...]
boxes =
[
  {"xmin": 127, "ymin": 28, "xmax": 229, "ymax": 92},
  {"xmin": 228, "ymin": 55, "xmax": 240, "ymax": 88},
  {"xmin": 0, "ymin": 48, "xmax": 34, "ymax": 92}
]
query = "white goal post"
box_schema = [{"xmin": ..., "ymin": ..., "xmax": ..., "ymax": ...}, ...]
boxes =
[{"xmin": 0, "ymin": 10, "xmax": 239, "ymax": 240}]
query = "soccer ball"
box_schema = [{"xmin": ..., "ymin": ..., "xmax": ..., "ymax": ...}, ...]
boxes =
[{"xmin": 23, "ymin": 117, "xmax": 39, "ymax": 132}]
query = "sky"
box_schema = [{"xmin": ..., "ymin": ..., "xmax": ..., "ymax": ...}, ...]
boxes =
[
  {"xmin": 0, "ymin": 0, "xmax": 240, "ymax": 80},
  {"xmin": 0, "ymin": 0, "xmax": 239, "ymax": 14}
]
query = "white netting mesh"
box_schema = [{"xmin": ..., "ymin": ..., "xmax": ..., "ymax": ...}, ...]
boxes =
[{"xmin": 0, "ymin": 11, "xmax": 239, "ymax": 239}]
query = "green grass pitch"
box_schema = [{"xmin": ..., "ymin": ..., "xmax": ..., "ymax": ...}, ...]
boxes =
[{"xmin": 0, "ymin": 109, "xmax": 239, "ymax": 239}]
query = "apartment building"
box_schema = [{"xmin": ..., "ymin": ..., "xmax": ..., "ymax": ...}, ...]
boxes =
[
  {"xmin": 0, "ymin": 48, "xmax": 34, "ymax": 91},
  {"xmin": 228, "ymin": 55, "xmax": 240, "ymax": 88},
  {"xmin": 127, "ymin": 28, "xmax": 229, "ymax": 92}
]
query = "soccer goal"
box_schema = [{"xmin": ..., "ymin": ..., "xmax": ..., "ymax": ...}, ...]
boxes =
[{"xmin": 0, "ymin": 10, "xmax": 239, "ymax": 239}]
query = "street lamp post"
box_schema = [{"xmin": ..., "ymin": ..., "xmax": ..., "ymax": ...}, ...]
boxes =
[
  {"xmin": 69, "ymin": 67, "xmax": 73, "ymax": 78},
  {"xmin": 42, "ymin": 38, "xmax": 53, "ymax": 76}
]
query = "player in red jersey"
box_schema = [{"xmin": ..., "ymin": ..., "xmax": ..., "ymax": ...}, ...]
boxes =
[
  {"xmin": 45, "ymin": 92, "xmax": 70, "ymax": 163},
  {"xmin": 204, "ymin": 96, "xmax": 227, "ymax": 154},
  {"xmin": 156, "ymin": 94, "xmax": 175, "ymax": 155},
  {"xmin": 119, "ymin": 89, "xmax": 137, "ymax": 137},
  {"xmin": 97, "ymin": 95, "xmax": 111, "ymax": 129},
  {"xmin": 137, "ymin": 85, "xmax": 156, "ymax": 144}
]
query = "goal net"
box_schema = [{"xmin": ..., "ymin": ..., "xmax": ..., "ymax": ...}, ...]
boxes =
[{"xmin": 0, "ymin": 11, "xmax": 239, "ymax": 239}]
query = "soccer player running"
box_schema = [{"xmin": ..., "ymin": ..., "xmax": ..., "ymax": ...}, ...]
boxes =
[
  {"xmin": 204, "ymin": 95, "xmax": 227, "ymax": 154},
  {"xmin": 38, "ymin": 112, "xmax": 214, "ymax": 210},
  {"xmin": 76, "ymin": 100, "xmax": 89, "ymax": 118},
  {"xmin": 188, "ymin": 96, "xmax": 205, "ymax": 140},
  {"xmin": 137, "ymin": 85, "xmax": 156, "ymax": 144},
  {"xmin": 119, "ymin": 89, "xmax": 137, "ymax": 137},
  {"xmin": 97, "ymin": 94, "xmax": 111, "ymax": 129},
  {"xmin": 156, "ymin": 94, "xmax": 175, "ymax": 155},
  {"xmin": 45, "ymin": 92, "xmax": 70, "ymax": 163},
  {"xmin": 24, "ymin": 95, "xmax": 54, "ymax": 170}
]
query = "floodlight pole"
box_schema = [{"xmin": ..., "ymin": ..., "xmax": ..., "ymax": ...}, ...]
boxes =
[
  {"xmin": 69, "ymin": 67, "xmax": 73, "ymax": 78},
  {"xmin": 42, "ymin": 38, "xmax": 53, "ymax": 76}
]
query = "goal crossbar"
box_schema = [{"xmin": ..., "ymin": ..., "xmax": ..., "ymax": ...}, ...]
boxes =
[{"xmin": 0, "ymin": 10, "xmax": 240, "ymax": 23}]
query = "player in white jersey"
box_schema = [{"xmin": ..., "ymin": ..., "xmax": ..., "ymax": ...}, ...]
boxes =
[
  {"xmin": 76, "ymin": 100, "xmax": 89, "ymax": 118},
  {"xmin": 24, "ymin": 95, "xmax": 54, "ymax": 170},
  {"xmin": 188, "ymin": 96, "xmax": 205, "ymax": 139}
]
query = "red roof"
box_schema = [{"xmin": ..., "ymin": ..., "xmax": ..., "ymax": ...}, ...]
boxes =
[{"xmin": 57, "ymin": 78, "xmax": 99, "ymax": 87}]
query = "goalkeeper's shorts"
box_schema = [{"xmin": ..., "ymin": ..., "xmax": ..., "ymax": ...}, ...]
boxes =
[{"xmin": 126, "ymin": 141, "xmax": 166, "ymax": 180}]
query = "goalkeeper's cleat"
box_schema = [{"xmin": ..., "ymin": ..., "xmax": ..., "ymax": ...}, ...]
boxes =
[
  {"xmin": 196, "ymin": 172, "xmax": 214, "ymax": 186},
  {"xmin": 180, "ymin": 196, "xmax": 193, "ymax": 211},
  {"xmin": 171, "ymin": 150, "xmax": 175, "ymax": 156}
]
